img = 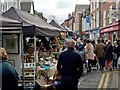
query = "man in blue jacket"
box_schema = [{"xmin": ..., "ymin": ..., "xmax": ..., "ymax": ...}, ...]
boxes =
[{"xmin": 57, "ymin": 39, "xmax": 83, "ymax": 90}]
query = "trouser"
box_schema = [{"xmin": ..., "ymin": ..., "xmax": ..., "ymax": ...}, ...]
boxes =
[
  {"xmin": 88, "ymin": 59, "xmax": 92, "ymax": 72},
  {"xmin": 60, "ymin": 76, "xmax": 78, "ymax": 90},
  {"xmin": 105, "ymin": 60, "xmax": 112, "ymax": 69},
  {"xmin": 98, "ymin": 58, "xmax": 105, "ymax": 70},
  {"xmin": 113, "ymin": 59, "xmax": 118, "ymax": 69}
]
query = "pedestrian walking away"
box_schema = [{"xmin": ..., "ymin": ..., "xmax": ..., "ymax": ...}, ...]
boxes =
[
  {"xmin": 85, "ymin": 39, "xmax": 94, "ymax": 72},
  {"xmin": 104, "ymin": 40, "xmax": 113, "ymax": 71},
  {"xmin": 95, "ymin": 39, "xmax": 105, "ymax": 71},
  {"xmin": 57, "ymin": 39, "xmax": 83, "ymax": 90}
]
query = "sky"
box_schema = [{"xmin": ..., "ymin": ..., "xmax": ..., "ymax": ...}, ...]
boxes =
[{"xmin": 34, "ymin": 0, "xmax": 90, "ymax": 24}]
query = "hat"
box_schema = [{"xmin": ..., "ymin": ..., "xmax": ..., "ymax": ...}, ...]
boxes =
[{"xmin": 0, "ymin": 48, "xmax": 8, "ymax": 59}]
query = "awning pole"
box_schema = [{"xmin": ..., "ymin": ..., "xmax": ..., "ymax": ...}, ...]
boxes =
[
  {"xmin": 34, "ymin": 35, "xmax": 37, "ymax": 83},
  {"xmin": 20, "ymin": 22, "xmax": 25, "ymax": 88}
]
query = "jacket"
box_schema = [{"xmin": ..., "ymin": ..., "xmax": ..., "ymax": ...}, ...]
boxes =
[
  {"xmin": 95, "ymin": 43, "xmax": 105, "ymax": 58},
  {"xmin": 57, "ymin": 47, "xmax": 83, "ymax": 79},
  {"xmin": 0, "ymin": 60, "xmax": 19, "ymax": 90},
  {"xmin": 85, "ymin": 43, "xmax": 94, "ymax": 60}
]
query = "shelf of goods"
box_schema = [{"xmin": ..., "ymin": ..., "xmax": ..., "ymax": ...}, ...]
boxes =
[{"xmin": 19, "ymin": 63, "xmax": 35, "ymax": 85}]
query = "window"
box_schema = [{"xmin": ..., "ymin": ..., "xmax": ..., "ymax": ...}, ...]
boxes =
[
  {"xmin": 96, "ymin": 11, "xmax": 99, "ymax": 27},
  {"xmin": 109, "ymin": 5, "xmax": 112, "ymax": 24},
  {"xmin": 103, "ymin": 0, "xmax": 106, "ymax": 3},
  {"xmin": 96, "ymin": 0, "xmax": 99, "ymax": 8},
  {"xmin": 93, "ymin": 14, "xmax": 96, "ymax": 28},
  {"xmin": 90, "ymin": 2, "xmax": 93, "ymax": 13},
  {"xmin": 103, "ymin": 10, "xmax": 106, "ymax": 26},
  {"xmin": 93, "ymin": 0, "xmax": 95, "ymax": 11}
]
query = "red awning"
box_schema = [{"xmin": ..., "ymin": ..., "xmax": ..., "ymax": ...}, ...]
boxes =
[
  {"xmin": 100, "ymin": 22, "xmax": 120, "ymax": 33},
  {"xmin": 82, "ymin": 31, "xmax": 89, "ymax": 34}
]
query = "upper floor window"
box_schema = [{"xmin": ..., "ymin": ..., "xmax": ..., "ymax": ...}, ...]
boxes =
[
  {"xmin": 103, "ymin": 10, "xmax": 106, "ymax": 27},
  {"xmin": 109, "ymin": 5, "xmax": 112, "ymax": 24},
  {"xmin": 96, "ymin": 0, "xmax": 99, "ymax": 8},
  {"xmin": 90, "ymin": 2, "xmax": 93, "ymax": 13},
  {"xmin": 103, "ymin": 0, "xmax": 106, "ymax": 3}
]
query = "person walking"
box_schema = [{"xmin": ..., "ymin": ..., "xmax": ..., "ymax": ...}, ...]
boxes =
[
  {"xmin": 85, "ymin": 39, "xmax": 94, "ymax": 72},
  {"xmin": 57, "ymin": 39, "xmax": 83, "ymax": 90},
  {"xmin": 0, "ymin": 48, "xmax": 19, "ymax": 90},
  {"xmin": 95, "ymin": 39, "xmax": 105, "ymax": 71},
  {"xmin": 112, "ymin": 41, "xmax": 118, "ymax": 69},
  {"xmin": 104, "ymin": 40, "xmax": 113, "ymax": 71}
]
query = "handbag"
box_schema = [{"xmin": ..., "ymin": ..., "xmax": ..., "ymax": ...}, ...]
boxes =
[
  {"xmin": 118, "ymin": 56, "xmax": 120, "ymax": 65},
  {"xmin": 113, "ymin": 53, "xmax": 117, "ymax": 60}
]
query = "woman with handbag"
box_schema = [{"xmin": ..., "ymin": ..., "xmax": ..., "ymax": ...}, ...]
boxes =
[
  {"xmin": 112, "ymin": 41, "xmax": 118, "ymax": 69},
  {"xmin": 117, "ymin": 40, "xmax": 120, "ymax": 69},
  {"xmin": 104, "ymin": 40, "xmax": 113, "ymax": 71}
]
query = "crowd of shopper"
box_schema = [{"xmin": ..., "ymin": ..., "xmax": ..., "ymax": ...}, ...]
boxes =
[{"xmin": 73, "ymin": 38, "xmax": 120, "ymax": 72}]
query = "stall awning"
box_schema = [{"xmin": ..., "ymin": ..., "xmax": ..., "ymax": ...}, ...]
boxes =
[
  {"xmin": 2, "ymin": 7, "xmax": 60, "ymax": 37},
  {"xmin": 0, "ymin": 15, "xmax": 22, "ymax": 33}
]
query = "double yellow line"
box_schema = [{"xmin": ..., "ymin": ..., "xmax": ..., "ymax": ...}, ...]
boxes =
[{"xmin": 97, "ymin": 72, "xmax": 110, "ymax": 90}]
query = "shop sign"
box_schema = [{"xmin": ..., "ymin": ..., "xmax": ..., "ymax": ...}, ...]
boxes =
[{"xmin": 100, "ymin": 24, "xmax": 119, "ymax": 33}]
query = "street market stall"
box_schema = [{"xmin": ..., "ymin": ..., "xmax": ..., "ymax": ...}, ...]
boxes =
[{"xmin": 2, "ymin": 7, "xmax": 61, "ymax": 89}]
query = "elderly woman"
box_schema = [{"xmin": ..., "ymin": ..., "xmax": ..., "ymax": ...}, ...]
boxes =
[{"xmin": 0, "ymin": 48, "xmax": 19, "ymax": 90}]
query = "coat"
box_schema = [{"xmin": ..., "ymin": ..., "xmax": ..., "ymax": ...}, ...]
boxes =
[
  {"xmin": 85, "ymin": 43, "xmax": 94, "ymax": 60},
  {"xmin": 95, "ymin": 43, "xmax": 105, "ymax": 58},
  {"xmin": 0, "ymin": 60, "xmax": 19, "ymax": 90},
  {"xmin": 104, "ymin": 44, "xmax": 113, "ymax": 61},
  {"xmin": 57, "ymin": 47, "xmax": 83, "ymax": 79}
]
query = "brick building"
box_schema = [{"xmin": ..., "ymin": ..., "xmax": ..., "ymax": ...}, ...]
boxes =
[
  {"xmin": 89, "ymin": 0, "xmax": 100, "ymax": 40},
  {"xmin": 75, "ymin": 4, "xmax": 89, "ymax": 37},
  {"xmin": 90, "ymin": 0, "xmax": 120, "ymax": 41},
  {"xmin": 99, "ymin": 0, "xmax": 120, "ymax": 41}
]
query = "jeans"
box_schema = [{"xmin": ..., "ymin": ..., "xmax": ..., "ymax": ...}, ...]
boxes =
[
  {"xmin": 98, "ymin": 57, "xmax": 105, "ymax": 70},
  {"xmin": 113, "ymin": 59, "xmax": 118, "ymax": 69},
  {"xmin": 88, "ymin": 59, "xmax": 92, "ymax": 72}
]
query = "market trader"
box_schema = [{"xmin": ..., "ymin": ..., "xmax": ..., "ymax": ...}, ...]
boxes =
[
  {"xmin": 57, "ymin": 39, "xmax": 83, "ymax": 90},
  {"xmin": 0, "ymin": 48, "xmax": 19, "ymax": 90}
]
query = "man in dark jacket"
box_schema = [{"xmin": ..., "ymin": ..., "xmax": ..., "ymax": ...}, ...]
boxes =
[
  {"xmin": 57, "ymin": 39, "xmax": 83, "ymax": 90},
  {"xmin": 0, "ymin": 48, "xmax": 19, "ymax": 90}
]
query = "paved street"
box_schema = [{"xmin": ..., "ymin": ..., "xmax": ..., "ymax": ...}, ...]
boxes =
[{"xmin": 78, "ymin": 69, "xmax": 120, "ymax": 90}]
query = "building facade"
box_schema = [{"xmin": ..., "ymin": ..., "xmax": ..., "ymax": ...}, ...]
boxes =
[
  {"xmin": 89, "ymin": 0, "xmax": 100, "ymax": 40},
  {"xmin": 90, "ymin": 0, "xmax": 120, "ymax": 41},
  {"xmin": 74, "ymin": 4, "xmax": 89, "ymax": 37},
  {"xmin": 1, "ymin": 0, "xmax": 33, "ymax": 13},
  {"xmin": 99, "ymin": 0, "xmax": 120, "ymax": 41},
  {"xmin": 81, "ymin": 6, "xmax": 91, "ymax": 39}
]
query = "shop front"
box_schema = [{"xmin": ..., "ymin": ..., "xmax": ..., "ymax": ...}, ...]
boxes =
[
  {"xmin": 100, "ymin": 22, "xmax": 120, "ymax": 42},
  {"xmin": 89, "ymin": 28, "xmax": 100, "ymax": 41},
  {"xmin": 82, "ymin": 30, "xmax": 89, "ymax": 39}
]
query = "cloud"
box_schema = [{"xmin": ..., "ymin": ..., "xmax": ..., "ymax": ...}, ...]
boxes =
[
  {"xmin": 33, "ymin": 0, "xmax": 90, "ymax": 24},
  {"xmin": 55, "ymin": 1, "xmax": 73, "ymax": 9}
]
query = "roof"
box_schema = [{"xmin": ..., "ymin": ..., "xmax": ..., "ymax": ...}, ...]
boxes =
[
  {"xmin": 49, "ymin": 20, "xmax": 66, "ymax": 32},
  {"xmin": 2, "ymin": 7, "xmax": 60, "ymax": 37},
  {"xmin": 0, "ymin": 15, "xmax": 22, "ymax": 33},
  {"xmin": 75, "ymin": 4, "xmax": 89, "ymax": 13},
  {"xmin": 62, "ymin": 26, "xmax": 73, "ymax": 33},
  {"xmin": 65, "ymin": 16, "xmax": 74, "ymax": 21}
]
